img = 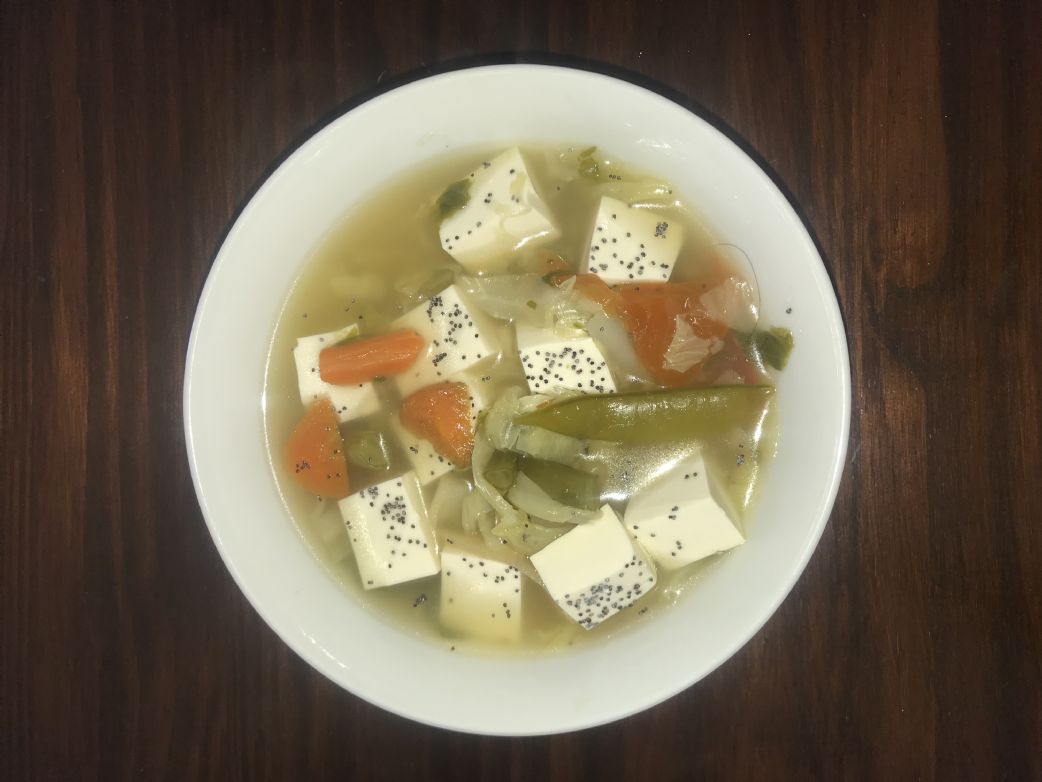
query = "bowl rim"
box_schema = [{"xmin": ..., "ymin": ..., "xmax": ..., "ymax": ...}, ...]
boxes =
[{"xmin": 184, "ymin": 62, "xmax": 851, "ymax": 735}]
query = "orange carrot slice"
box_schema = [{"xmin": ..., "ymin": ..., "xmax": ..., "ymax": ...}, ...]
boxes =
[
  {"xmin": 319, "ymin": 328, "xmax": 424, "ymax": 385},
  {"xmin": 399, "ymin": 382, "xmax": 474, "ymax": 468},
  {"xmin": 283, "ymin": 398, "xmax": 351, "ymax": 498}
]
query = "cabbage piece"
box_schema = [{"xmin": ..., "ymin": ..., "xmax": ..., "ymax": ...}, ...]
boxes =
[
  {"xmin": 506, "ymin": 473, "xmax": 598, "ymax": 525},
  {"xmin": 471, "ymin": 419, "xmax": 527, "ymax": 530},
  {"xmin": 698, "ymin": 273, "xmax": 759, "ymax": 333},
  {"xmin": 490, "ymin": 516, "xmax": 568, "ymax": 556},
  {"xmin": 662, "ymin": 317, "xmax": 723, "ymax": 373},
  {"xmin": 429, "ymin": 474, "xmax": 470, "ymax": 529},
  {"xmin": 575, "ymin": 146, "xmax": 681, "ymax": 209},
  {"xmin": 459, "ymin": 273, "xmax": 578, "ymax": 329}
]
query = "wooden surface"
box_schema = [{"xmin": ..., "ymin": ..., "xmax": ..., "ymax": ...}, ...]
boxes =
[{"xmin": 3, "ymin": 1, "xmax": 1041, "ymax": 779}]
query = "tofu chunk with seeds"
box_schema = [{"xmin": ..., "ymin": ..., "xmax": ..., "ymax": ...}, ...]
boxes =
[
  {"xmin": 584, "ymin": 196, "xmax": 684, "ymax": 283},
  {"xmin": 439, "ymin": 147, "xmax": 557, "ymax": 271},
  {"xmin": 623, "ymin": 451, "xmax": 744, "ymax": 569},
  {"xmin": 338, "ymin": 472, "xmax": 439, "ymax": 589},
  {"xmin": 392, "ymin": 285, "xmax": 502, "ymax": 396},
  {"xmin": 516, "ymin": 324, "xmax": 617, "ymax": 395},
  {"xmin": 530, "ymin": 505, "xmax": 656, "ymax": 629},
  {"xmin": 440, "ymin": 541, "xmax": 523, "ymax": 642}
]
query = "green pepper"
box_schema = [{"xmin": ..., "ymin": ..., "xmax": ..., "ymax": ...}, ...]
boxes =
[
  {"xmin": 520, "ymin": 457, "xmax": 602, "ymax": 510},
  {"xmin": 483, "ymin": 450, "xmax": 520, "ymax": 493},
  {"xmin": 344, "ymin": 431, "xmax": 390, "ymax": 470},
  {"xmin": 517, "ymin": 385, "xmax": 775, "ymax": 444}
]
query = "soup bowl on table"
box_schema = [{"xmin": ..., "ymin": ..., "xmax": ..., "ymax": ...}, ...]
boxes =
[{"xmin": 184, "ymin": 64, "xmax": 850, "ymax": 735}]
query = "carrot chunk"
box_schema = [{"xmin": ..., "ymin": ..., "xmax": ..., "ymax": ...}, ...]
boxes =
[
  {"xmin": 319, "ymin": 328, "xmax": 424, "ymax": 385},
  {"xmin": 283, "ymin": 399, "xmax": 351, "ymax": 498},
  {"xmin": 399, "ymin": 382, "xmax": 474, "ymax": 468}
]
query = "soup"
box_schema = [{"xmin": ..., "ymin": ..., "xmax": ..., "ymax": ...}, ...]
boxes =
[{"xmin": 264, "ymin": 145, "xmax": 791, "ymax": 655}]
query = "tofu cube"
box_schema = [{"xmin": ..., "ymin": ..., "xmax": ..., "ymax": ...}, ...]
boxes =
[
  {"xmin": 530, "ymin": 505, "xmax": 656, "ymax": 629},
  {"xmin": 439, "ymin": 541, "xmax": 523, "ymax": 642},
  {"xmin": 338, "ymin": 472, "xmax": 440, "ymax": 589},
  {"xmin": 516, "ymin": 325, "xmax": 617, "ymax": 395},
  {"xmin": 623, "ymin": 451, "xmax": 744, "ymax": 569},
  {"xmin": 584, "ymin": 196, "xmax": 684, "ymax": 283},
  {"xmin": 390, "ymin": 417, "xmax": 456, "ymax": 486},
  {"xmin": 439, "ymin": 147, "xmax": 557, "ymax": 271},
  {"xmin": 393, "ymin": 285, "xmax": 502, "ymax": 396},
  {"xmin": 293, "ymin": 326, "xmax": 380, "ymax": 423},
  {"xmin": 392, "ymin": 364, "xmax": 498, "ymax": 485}
]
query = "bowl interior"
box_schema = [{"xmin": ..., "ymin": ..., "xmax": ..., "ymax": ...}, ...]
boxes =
[{"xmin": 185, "ymin": 65, "xmax": 849, "ymax": 735}]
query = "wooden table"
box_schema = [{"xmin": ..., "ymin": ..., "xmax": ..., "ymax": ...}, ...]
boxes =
[{"xmin": 4, "ymin": 1, "xmax": 1040, "ymax": 778}]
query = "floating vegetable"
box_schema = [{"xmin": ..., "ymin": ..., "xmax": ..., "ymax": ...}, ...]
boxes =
[
  {"xmin": 520, "ymin": 458, "xmax": 602, "ymax": 511},
  {"xmin": 437, "ymin": 178, "xmax": 471, "ymax": 217},
  {"xmin": 283, "ymin": 399, "xmax": 351, "ymax": 498},
  {"xmin": 400, "ymin": 382, "xmax": 475, "ymax": 468},
  {"xmin": 319, "ymin": 328, "xmax": 425, "ymax": 385},
  {"xmin": 517, "ymin": 385, "xmax": 775, "ymax": 444},
  {"xmin": 737, "ymin": 327, "xmax": 795, "ymax": 371},
  {"xmin": 343, "ymin": 430, "xmax": 391, "ymax": 470}
]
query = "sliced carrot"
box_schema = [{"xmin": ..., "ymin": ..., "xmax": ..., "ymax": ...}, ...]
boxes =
[
  {"xmin": 616, "ymin": 281, "xmax": 730, "ymax": 387},
  {"xmin": 399, "ymin": 382, "xmax": 474, "ymax": 468},
  {"xmin": 319, "ymin": 328, "xmax": 424, "ymax": 385},
  {"xmin": 283, "ymin": 398, "xmax": 351, "ymax": 498}
]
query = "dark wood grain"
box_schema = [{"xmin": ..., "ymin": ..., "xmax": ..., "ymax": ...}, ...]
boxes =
[{"xmin": 3, "ymin": 0, "xmax": 1041, "ymax": 779}]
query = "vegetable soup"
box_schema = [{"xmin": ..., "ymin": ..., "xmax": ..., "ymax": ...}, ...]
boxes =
[{"xmin": 264, "ymin": 145, "xmax": 791, "ymax": 654}]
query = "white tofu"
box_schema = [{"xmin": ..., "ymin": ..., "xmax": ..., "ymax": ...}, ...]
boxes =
[
  {"xmin": 439, "ymin": 147, "xmax": 557, "ymax": 271},
  {"xmin": 583, "ymin": 196, "xmax": 684, "ymax": 283},
  {"xmin": 390, "ymin": 363, "xmax": 498, "ymax": 485},
  {"xmin": 530, "ymin": 505, "xmax": 656, "ymax": 629},
  {"xmin": 393, "ymin": 285, "xmax": 502, "ymax": 396},
  {"xmin": 623, "ymin": 451, "xmax": 744, "ymax": 569},
  {"xmin": 338, "ymin": 472, "xmax": 440, "ymax": 589},
  {"xmin": 390, "ymin": 417, "xmax": 456, "ymax": 486},
  {"xmin": 516, "ymin": 325, "xmax": 617, "ymax": 395},
  {"xmin": 293, "ymin": 326, "xmax": 380, "ymax": 423},
  {"xmin": 439, "ymin": 541, "xmax": 523, "ymax": 642}
]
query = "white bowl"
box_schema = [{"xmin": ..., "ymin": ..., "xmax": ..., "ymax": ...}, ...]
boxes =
[{"xmin": 184, "ymin": 64, "xmax": 850, "ymax": 735}]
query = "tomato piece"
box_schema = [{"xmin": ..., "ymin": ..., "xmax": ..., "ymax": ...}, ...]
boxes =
[
  {"xmin": 283, "ymin": 399, "xmax": 351, "ymax": 498},
  {"xmin": 616, "ymin": 282, "xmax": 730, "ymax": 387}
]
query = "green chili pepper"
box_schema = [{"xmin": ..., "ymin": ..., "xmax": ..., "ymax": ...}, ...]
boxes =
[{"xmin": 517, "ymin": 386, "xmax": 775, "ymax": 444}]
